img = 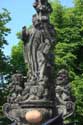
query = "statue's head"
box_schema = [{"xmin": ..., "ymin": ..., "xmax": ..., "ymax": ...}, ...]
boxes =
[
  {"xmin": 32, "ymin": 14, "xmax": 40, "ymax": 27},
  {"xmin": 56, "ymin": 69, "xmax": 69, "ymax": 85}
]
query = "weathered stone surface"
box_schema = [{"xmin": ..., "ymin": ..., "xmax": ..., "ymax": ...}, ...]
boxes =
[{"xmin": 56, "ymin": 69, "xmax": 75, "ymax": 118}]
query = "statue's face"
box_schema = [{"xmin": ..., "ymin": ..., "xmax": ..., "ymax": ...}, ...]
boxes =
[{"xmin": 56, "ymin": 72, "xmax": 68, "ymax": 85}]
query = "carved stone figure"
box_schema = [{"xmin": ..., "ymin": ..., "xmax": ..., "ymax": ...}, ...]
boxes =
[
  {"xmin": 7, "ymin": 71, "xmax": 24, "ymax": 103},
  {"xmin": 22, "ymin": 0, "xmax": 55, "ymax": 83},
  {"xmin": 21, "ymin": 0, "xmax": 56, "ymax": 103},
  {"xmin": 33, "ymin": 0, "xmax": 53, "ymax": 18},
  {"xmin": 56, "ymin": 69, "xmax": 75, "ymax": 118}
]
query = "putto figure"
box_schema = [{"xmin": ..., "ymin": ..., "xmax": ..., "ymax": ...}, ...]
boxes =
[
  {"xmin": 7, "ymin": 70, "xmax": 24, "ymax": 103},
  {"xmin": 56, "ymin": 69, "xmax": 75, "ymax": 118}
]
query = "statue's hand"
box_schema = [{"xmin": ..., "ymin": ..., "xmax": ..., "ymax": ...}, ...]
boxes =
[
  {"xmin": 22, "ymin": 26, "xmax": 26, "ymax": 33},
  {"xmin": 22, "ymin": 26, "xmax": 29, "ymax": 42}
]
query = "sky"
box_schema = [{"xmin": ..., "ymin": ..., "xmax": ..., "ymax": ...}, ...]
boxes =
[{"xmin": 0, "ymin": 0, "xmax": 73, "ymax": 56}]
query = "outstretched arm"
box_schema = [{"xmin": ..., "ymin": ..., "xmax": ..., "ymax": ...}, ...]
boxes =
[{"xmin": 22, "ymin": 26, "xmax": 29, "ymax": 43}]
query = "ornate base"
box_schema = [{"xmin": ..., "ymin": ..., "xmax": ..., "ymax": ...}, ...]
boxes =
[
  {"xmin": 10, "ymin": 114, "xmax": 64, "ymax": 125},
  {"xmin": 3, "ymin": 100, "xmax": 56, "ymax": 125}
]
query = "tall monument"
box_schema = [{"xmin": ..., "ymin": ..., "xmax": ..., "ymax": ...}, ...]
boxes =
[{"xmin": 3, "ymin": 0, "xmax": 74, "ymax": 125}]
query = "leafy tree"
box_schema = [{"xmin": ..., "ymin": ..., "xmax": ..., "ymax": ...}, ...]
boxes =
[
  {"xmin": 0, "ymin": 9, "xmax": 11, "ymax": 73},
  {"xmin": 0, "ymin": 8, "xmax": 11, "ymax": 84},
  {"xmin": 50, "ymin": 0, "xmax": 83, "ymax": 123},
  {"xmin": 11, "ymin": 41, "xmax": 26, "ymax": 75},
  {"xmin": 0, "ymin": 9, "xmax": 11, "ymax": 119},
  {"xmin": 0, "ymin": 9, "xmax": 11, "ymax": 88}
]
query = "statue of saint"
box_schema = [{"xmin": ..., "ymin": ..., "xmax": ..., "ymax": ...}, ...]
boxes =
[{"xmin": 22, "ymin": 13, "xmax": 55, "ymax": 82}]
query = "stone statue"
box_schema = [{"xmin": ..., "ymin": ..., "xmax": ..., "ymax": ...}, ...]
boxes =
[
  {"xmin": 56, "ymin": 69, "xmax": 75, "ymax": 118},
  {"xmin": 3, "ymin": 1, "xmax": 74, "ymax": 125},
  {"xmin": 21, "ymin": 0, "xmax": 56, "ymax": 102},
  {"xmin": 7, "ymin": 70, "xmax": 24, "ymax": 103},
  {"xmin": 22, "ymin": 0, "xmax": 55, "ymax": 83}
]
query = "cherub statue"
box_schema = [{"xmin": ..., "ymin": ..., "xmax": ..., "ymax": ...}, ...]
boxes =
[
  {"xmin": 7, "ymin": 70, "xmax": 24, "ymax": 103},
  {"xmin": 56, "ymin": 69, "xmax": 75, "ymax": 118}
]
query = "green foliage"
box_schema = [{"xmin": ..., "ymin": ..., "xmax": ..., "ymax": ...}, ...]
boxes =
[
  {"xmin": 0, "ymin": 9, "xmax": 11, "ymax": 119},
  {"xmin": 50, "ymin": 0, "xmax": 83, "ymax": 123},
  {"xmin": 0, "ymin": 88, "xmax": 8, "ymax": 106},
  {"xmin": 74, "ymin": 0, "xmax": 83, "ymax": 13},
  {"xmin": 0, "ymin": 117, "xmax": 11, "ymax": 125},
  {"xmin": 0, "ymin": 9, "xmax": 11, "ymax": 73},
  {"xmin": 50, "ymin": 0, "xmax": 64, "ymax": 28},
  {"xmin": 72, "ymin": 76, "xmax": 83, "ymax": 114},
  {"xmin": 11, "ymin": 41, "xmax": 26, "ymax": 74}
]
